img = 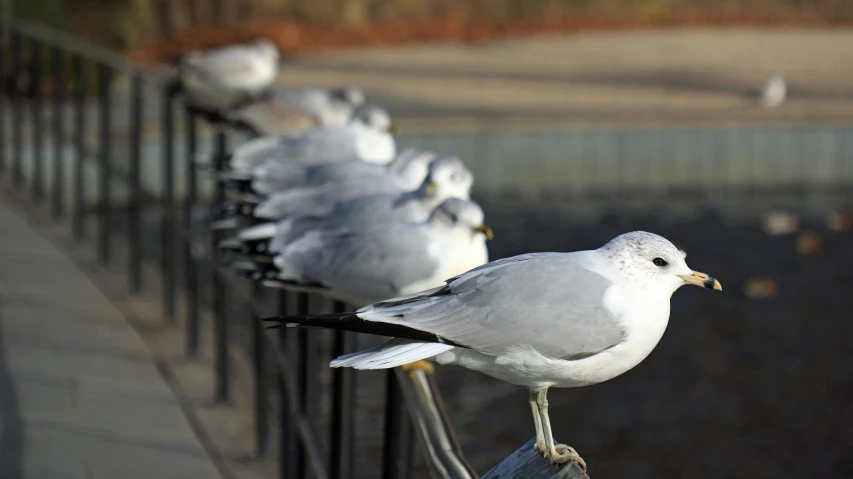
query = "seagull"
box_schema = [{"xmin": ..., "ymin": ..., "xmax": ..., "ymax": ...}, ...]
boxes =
[
  {"xmin": 263, "ymin": 231, "xmax": 722, "ymax": 468},
  {"xmin": 228, "ymin": 86, "xmax": 367, "ymax": 136},
  {"xmin": 252, "ymin": 198, "xmax": 491, "ymax": 305},
  {"xmin": 226, "ymin": 154, "xmax": 475, "ymax": 254},
  {"xmin": 225, "ymin": 104, "xmax": 397, "ymax": 174},
  {"xmin": 247, "ymin": 148, "xmax": 431, "ymax": 196},
  {"xmin": 760, "ymin": 74, "xmax": 786, "ymax": 108},
  {"xmin": 178, "ymin": 39, "xmax": 280, "ymax": 112},
  {"xmin": 250, "ymin": 151, "xmax": 448, "ymax": 220}
]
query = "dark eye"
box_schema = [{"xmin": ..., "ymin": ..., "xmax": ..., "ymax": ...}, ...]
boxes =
[{"xmin": 653, "ymin": 257, "xmax": 668, "ymax": 267}]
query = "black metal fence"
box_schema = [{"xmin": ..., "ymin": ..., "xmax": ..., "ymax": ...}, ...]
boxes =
[{"xmin": 0, "ymin": 19, "xmax": 476, "ymax": 479}]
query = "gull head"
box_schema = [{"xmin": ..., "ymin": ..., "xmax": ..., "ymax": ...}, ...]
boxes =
[
  {"xmin": 393, "ymin": 150, "xmax": 437, "ymax": 187},
  {"xmin": 429, "ymin": 198, "xmax": 493, "ymax": 240},
  {"xmin": 599, "ymin": 231, "xmax": 721, "ymax": 293},
  {"xmin": 351, "ymin": 104, "xmax": 396, "ymax": 133},
  {"xmin": 250, "ymin": 39, "xmax": 280, "ymax": 62},
  {"xmin": 421, "ymin": 155, "xmax": 473, "ymax": 201},
  {"xmin": 332, "ymin": 86, "xmax": 367, "ymax": 107}
]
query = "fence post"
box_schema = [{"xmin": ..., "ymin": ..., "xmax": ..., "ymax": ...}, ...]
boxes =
[
  {"xmin": 277, "ymin": 291, "xmax": 302, "ymax": 479},
  {"xmin": 383, "ymin": 369, "xmax": 413, "ymax": 479},
  {"xmin": 252, "ymin": 282, "xmax": 269, "ymax": 457},
  {"xmin": 184, "ymin": 107, "xmax": 199, "ymax": 356},
  {"xmin": 11, "ymin": 32, "xmax": 22, "ymax": 187},
  {"xmin": 96, "ymin": 63, "xmax": 111, "ymax": 265},
  {"xmin": 212, "ymin": 129, "xmax": 229, "ymax": 403},
  {"xmin": 0, "ymin": 27, "xmax": 5, "ymax": 173},
  {"xmin": 30, "ymin": 39, "xmax": 43, "ymax": 202},
  {"xmin": 330, "ymin": 300, "xmax": 355, "ymax": 479},
  {"xmin": 128, "ymin": 75, "xmax": 142, "ymax": 293},
  {"xmin": 161, "ymin": 85, "xmax": 176, "ymax": 322},
  {"xmin": 71, "ymin": 53, "xmax": 85, "ymax": 241},
  {"xmin": 50, "ymin": 44, "xmax": 64, "ymax": 219}
]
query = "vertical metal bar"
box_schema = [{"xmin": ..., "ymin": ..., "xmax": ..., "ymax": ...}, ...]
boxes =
[
  {"xmin": 30, "ymin": 39, "xmax": 43, "ymax": 202},
  {"xmin": 252, "ymin": 282, "xmax": 269, "ymax": 457},
  {"xmin": 128, "ymin": 75, "xmax": 143, "ymax": 293},
  {"xmin": 277, "ymin": 291, "xmax": 302, "ymax": 479},
  {"xmin": 71, "ymin": 54, "xmax": 85, "ymax": 241},
  {"xmin": 96, "ymin": 63, "xmax": 111, "ymax": 265},
  {"xmin": 294, "ymin": 292, "xmax": 310, "ymax": 478},
  {"xmin": 184, "ymin": 108, "xmax": 199, "ymax": 356},
  {"xmin": 11, "ymin": 33, "xmax": 22, "ymax": 186},
  {"xmin": 0, "ymin": 29, "xmax": 5, "ymax": 174},
  {"xmin": 50, "ymin": 45, "xmax": 64, "ymax": 219},
  {"xmin": 161, "ymin": 86, "xmax": 175, "ymax": 321},
  {"xmin": 212, "ymin": 129, "xmax": 229, "ymax": 403},
  {"xmin": 330, "ymin": 300, "xmax": 355, "ymax": 479},
  {"xmin": 382, "ymin": 370, "xmax": 413, "ymax": 479}
]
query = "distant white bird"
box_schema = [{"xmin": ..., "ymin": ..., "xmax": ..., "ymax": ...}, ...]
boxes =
[
  {"xmin": 228, "ymin": 155, "xmax": 475, "ymax": 253},
  {"xmin": 760, "ymin": 74, "xmax": 786, "ymax": 108},
  {"xmin": 179, "ymin": 39, "xmax": 280, "ymax": 111},
  {"xmin": 227, "ymin": 104, "xmax": 397, "ymax": 173},
  {"xmin": 252, "ymin": 154, "xmax": 462, "ymax": 220},
  {"xmin": 263, "ymin": 198, "xmax": 491, "ymax": 305},
  {"xmin": 247, "ymin": 148, "xmax": 433, "ymax": 196},
  {"xmin": 228, "ymin": 86, "xmax": 367, "ymax": 136},
  {"xmin": 264, "ymin": 231, "xmax": 722, "ymax": 467}
]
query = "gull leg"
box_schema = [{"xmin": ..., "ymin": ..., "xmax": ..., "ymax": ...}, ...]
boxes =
[
  {"xmin": 401, "ymin": 360, "xmax": 435, "ymax": 376},
  {"xmin": 529, "ymin": 389, "xmax": 546, "ymax": 453},
  {"xmin": 535, "ymin": 389, "xmax": 586, "ymax": 469}
]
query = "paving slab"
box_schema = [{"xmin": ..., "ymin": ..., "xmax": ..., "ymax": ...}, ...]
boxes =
[{"xmin": 0, "ymin": 198, "xmax": 222, "ymax": 479}]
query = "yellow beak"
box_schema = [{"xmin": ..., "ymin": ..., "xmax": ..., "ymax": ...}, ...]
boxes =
[
  {"xmin": 473, "ymin": 223, "xmax": 494, "ymax": 240},
  {"xmin": 387, "ymin": 123, "xmax": 401, "ymax": 135},
  {"xmin": 677, "ymin": 271, "xmax": 722, "ymax": 291},
  {"xmin": 425, "ymin": 181, "xmax": 438, "ymax": 195}
]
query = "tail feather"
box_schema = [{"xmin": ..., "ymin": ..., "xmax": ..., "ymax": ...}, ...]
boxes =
[
  {"xmin": 330, "ymin": 340, "xmax": 455, "ymax": 370},
  {"xmin": 262, "ymin": 313, "xmax": 464, "ymax": 347}
]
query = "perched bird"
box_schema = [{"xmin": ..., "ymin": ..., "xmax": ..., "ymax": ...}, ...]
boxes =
[
  {"xmin": 256, "ymin": 198, "xmax": 492, "ymax": 305},
  {"xmin": 263, "ymin": 231, "xmax": 722, "ymax": 467},
  {"xmin": 211, "ymin": 150, "xmax": 439, "ymax": 229},
  {"xmin": 251, "ymin": 151, "xmax": 451, "ymax": 220},
  {"xmin": 178, "ymin": 39, "xmax": 280, "ymax": 112},
  {"xmin": 228, "ymin": 86, "xmax": 367, "ymax": 136},
  {"xmin": 228, "ymin": 154, "xmax": 475, "ymax": 253},
  {"xmin": 760, "ymin": 74, "xmax": 786, "ymax": 108},
  {"xmin": 246, "ymin": 147, "xmax": 430, "ymax": 196},
  {"xmin": 225, "ymin": 104, "xmax": 397, "ymax": 173}
]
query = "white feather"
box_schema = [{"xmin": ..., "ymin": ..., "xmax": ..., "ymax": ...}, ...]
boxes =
[
  {"xmin": 237, "ymin": 222, "xmax": 278, "ymax": 241},
  {"xmin": 330, "ymin": 339, "xmax": 455, "ymax": 370}
]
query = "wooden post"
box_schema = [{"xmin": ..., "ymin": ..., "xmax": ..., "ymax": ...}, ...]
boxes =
[{"xmin": 481, "ymin": 439, "xmax": 589, "ymax": 479}]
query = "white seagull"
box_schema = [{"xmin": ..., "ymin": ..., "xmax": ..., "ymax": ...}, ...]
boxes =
[
  {"xmin": 760, "ymin": 74, "xmax": 786, "ymax": 108},
  {"xmin": 227, "ymin": 104, "xmax": 397, "ymax": 173},
  {"xmin": 178, "ymin": 39, "xmax": 280, "ymax": 111},
  {"xmin": 263, "ymin": 231, "xmax": 722, "ymax": 468},
  {"xmin": 260, "ymin": 198, "xmax": 491, "ymax": 305},
  {"xmin": 228, "ymin": 86, "xmax": 367, "ymax": 136},
  {"xmin": 228, "ymin": 154, "xmax": 475, "ymax": 253}
]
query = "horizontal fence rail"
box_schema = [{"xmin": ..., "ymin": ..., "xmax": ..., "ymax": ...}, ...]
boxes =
[{"xmin": 0, "ymin": 19, "xmax": 476, "ymax": 479}]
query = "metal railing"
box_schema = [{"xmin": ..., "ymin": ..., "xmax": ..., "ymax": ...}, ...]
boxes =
[{"xmin": 0, "ymin": 19, "xmax": 477, "ymax": 479}]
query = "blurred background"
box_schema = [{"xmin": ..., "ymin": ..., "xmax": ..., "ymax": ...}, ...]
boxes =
[{"xmin": 5, "ymin": 1, "xmax": 853, "ymax": 478}]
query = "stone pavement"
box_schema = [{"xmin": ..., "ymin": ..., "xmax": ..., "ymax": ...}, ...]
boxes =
[{"xmin": 0, "ymin": 198, "xmax": 222, "ymax": 479}]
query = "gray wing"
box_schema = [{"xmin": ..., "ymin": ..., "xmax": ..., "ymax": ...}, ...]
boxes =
[
  {"xmin": 229, "ymin": 99, "xmax": 320, "ymax": 137},
  {"xmin": 255, "ymin": 175, "xmax": 405, "ymax": 219},
  {"xmin": 304, "ymin": 161, "xmax": 385, "ymax": 186},
  {"xmin": 357, "ymin": 253, "xmax": 626, "ymax": 360},
  {"xmin": 282, "ymin": 225, "xmax": 439, "ymax": 304}
]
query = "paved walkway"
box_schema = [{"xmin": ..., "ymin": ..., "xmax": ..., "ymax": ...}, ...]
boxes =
[{"xmin": 0, "ymin": 198, "xmax": 222, "ymax": 479}]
